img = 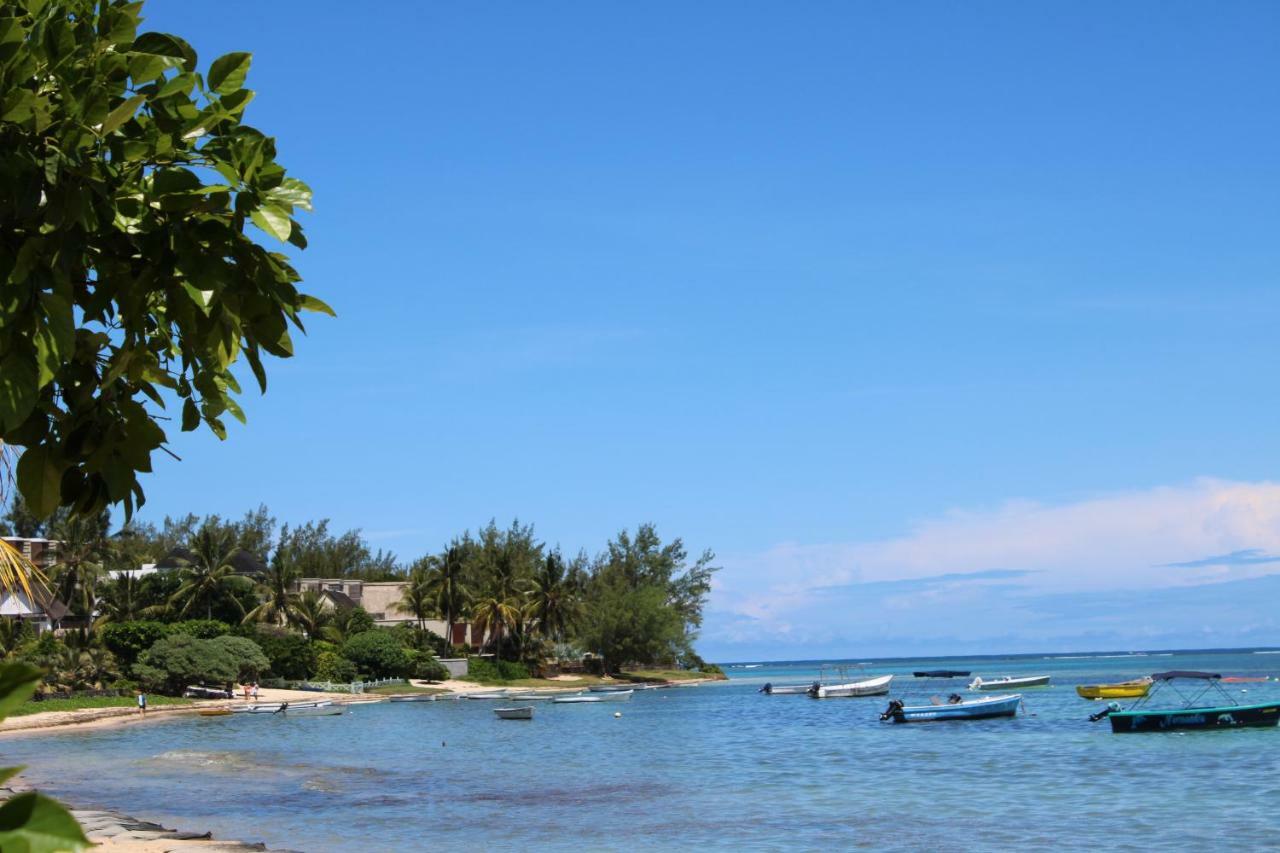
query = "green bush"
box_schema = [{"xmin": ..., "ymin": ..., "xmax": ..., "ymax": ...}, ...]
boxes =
[
  {"xmin": 413, "ymin": 656, "xmax": 449, "ymax": 682},
  {"xmin": 169, "ymin": 619, "xmax": 232, "ymax": 639},
  {"xmin": 209, "ymin": 636, "xmax": 271, "ymax": 683},
  {"xmin": 100, "ymin": 621, "xmax": 169, "ymax": 671},
  {"xmin": 466, "ymin": 657, "xmax": 529, "ymax": 682},
  {"xmin": 133, "ymin": 634, "xmax": 269, "ymax": 695},
  {"xmin": 247, "ymin": 627, "xmax": 316, "ymax": 680},
  {"xmin": 341, "ymin": 631, "xmax": 411, "ymax": 679},
  {"xmin": 314, "ymin": 651, "xmax": 357, "ymax": 683}
]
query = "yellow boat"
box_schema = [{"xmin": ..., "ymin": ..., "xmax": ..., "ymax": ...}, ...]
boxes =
[
  {"xmin": 198, "ymin": 708, "xmax": 233, "ymax": 716},
  {"xmin": 1076, "ymin": 677, "xmax": 1153, "ymax": 700}
]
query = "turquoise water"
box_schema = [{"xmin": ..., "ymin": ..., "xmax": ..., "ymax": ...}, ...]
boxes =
[{"xmin": 5, "ymin": 649, "xmax": 1280, "ymax": 851}]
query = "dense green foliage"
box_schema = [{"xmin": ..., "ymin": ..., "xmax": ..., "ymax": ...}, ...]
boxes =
[
  {"xmin": 341, "ymin": 631, "xmax": 411, "ymax": 679},
  {"xmin": 464, "ymin": 657, "xmax": 531, "ymax": 683},
  {"xmin": 0, "ymin": 0, "xmax": 329, "ymax": 520},
  {"xmin": 133, "ymin": 632, "xmax": 267, "ymax": 694},
  {"xmin": 99, "ymin": 620, "xmax": 168, "ymax": 670},
  {"xmin": 245, "ymin": 626, "xmax": 314, "ymax": 680},
  {"xmin": 313, "ymin": 650, "xmax": 356, "ymax": 683}
]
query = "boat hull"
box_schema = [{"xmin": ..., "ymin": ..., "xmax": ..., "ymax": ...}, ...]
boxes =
[
  {"xmin": 812, "ymin": 675, "xmax": 894, "ymax": 698},
  {"xmin": 1076, "ymin": 679, "xmax": 1152, "ymax": 700},
  {"xmin": 761, "ymin": 683, "xmax": 813, "ymax": 695},
  {"xmin": 970, "ymin": 675, "xmax": 1050, "ymax": 691},
  {"xmin": 494, "ymin": 707, "xmax": 534, "ymax": 720},
  {"xmin": 886, "ymin": 694, "xmax": 1022, "ymax": 723},
  {"xmin": 1108, "ymin": 701, "xmax": 1280, "ymax": 733}
]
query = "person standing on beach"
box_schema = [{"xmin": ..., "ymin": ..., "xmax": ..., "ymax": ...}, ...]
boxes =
[
  {"xmin": 252, "ymin": 682, "xmax": 259, "ymax": 700},
  {"xmin": 137, "ymin": 691, "xmax": 147, "ymax": 716}
]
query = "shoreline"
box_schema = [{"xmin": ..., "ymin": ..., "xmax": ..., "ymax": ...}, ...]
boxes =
[
  {"xmin": 0, "ymin": 674, "xmax": 723, "ymax": 738},
  {"xmin": 0, "ymin": 674, "xmax": 722, "ymax": 851}
]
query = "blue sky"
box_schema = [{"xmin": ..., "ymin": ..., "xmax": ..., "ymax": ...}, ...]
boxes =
[{"xmin": 135, "ymin": 1, "xmax": 1280, "ymax": 659}]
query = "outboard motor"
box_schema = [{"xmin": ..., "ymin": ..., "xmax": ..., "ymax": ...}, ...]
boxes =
[
  {"xmin": 879, "ymin": 699, "xmax": 904, "ymax": 722},
  {"xmin": 1089, "ymin": 701, "xmax": 1122, "ymax": 723},
  {"xmin": 807, "ymin": 681, "xmax": 821, "ymax": 698},
  {"xmin": 759, "ymin": 683, "xmax": 772, "ymax": 694},
  {"xmin": 947, "ymin": 693, "xmax": 964, "ymax": 705}
]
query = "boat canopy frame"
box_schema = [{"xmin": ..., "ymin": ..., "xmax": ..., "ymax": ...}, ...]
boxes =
[{"xmin": 1125, "ymin": 672, "xmax": 1236, "ymax": 711}]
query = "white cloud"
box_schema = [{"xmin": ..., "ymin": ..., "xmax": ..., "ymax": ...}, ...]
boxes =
[{"xmin": 702, "ymin": 478, "xmax": 1280, "ymax": 659}]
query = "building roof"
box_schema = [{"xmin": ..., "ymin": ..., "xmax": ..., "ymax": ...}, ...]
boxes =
[{"xmin": 320, "ymin": 589, "xmax": 358, "ymax": 610}]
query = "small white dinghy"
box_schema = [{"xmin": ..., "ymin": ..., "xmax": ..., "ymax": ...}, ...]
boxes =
[
  {"xmin": 494, "ymin": 706, "xmax": 534, "ymax": 720},
  {"xmin": 465, "ymin": 690, "xmax": 511, "ymax": 700},
  {"xmin": 968, "ymin": 675, "xmax": 1050, "ymax": 691},
  {"xmin": 809, "ymin": 674, "xmax": 894, "ymax": 699},
  {"xmin": 759, "ymin": 683, "xmax": 814, "ymax": 695}
]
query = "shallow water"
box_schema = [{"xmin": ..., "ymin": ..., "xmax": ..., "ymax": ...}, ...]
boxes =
[{"xmin": 5, "ymin": 649, "xmax": 1280, "ymax": 851}]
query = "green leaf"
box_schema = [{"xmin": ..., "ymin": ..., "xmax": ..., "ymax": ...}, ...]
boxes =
[
  {"xmin": 249, "ymin": 205, "xmax": 292, "ymax": 241},
  {"xmin": 299, "ymin": 295, "xmax": 335, "ymax": 317},
  {"xmin": 207, "ymin": 51, "xmax": 252, "ymax": 95},
  {"xmin": 0, "ymin": 792, "xmax": 91, "ymax": 853},
  {"xmin": 181, "ymin": 397, "xmax": 200, "ymax": 431},
  {"xmin": 16, "ymin": 445, "xmax": 60, "ymax": 520},
  {"xmin": 266, "ymin": 177, "xmax": 313, "ymax": 212},
  {"xmin": 0, "ymin": 351, "xmax": 38, "ymax": 432},
  {"xmin": 131, "ymin": 32, "xmax": 197, "ymax": 72},
  {"xmin": 0, "ymin": 663, "xmax": 42, "ymax": 720},
  {"xmin": 99, "ymin": 94, "xmax": 145, "ymax": 135},
  {"xmin": 0, "ymin": 767, "xmax": 20, "ymax": 786}
]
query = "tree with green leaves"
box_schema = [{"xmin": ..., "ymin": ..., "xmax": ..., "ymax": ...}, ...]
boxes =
[
  {"xmin": 1, "ymin": 0, "xmax": 330, "ymax": 522},
  {"xmin": 168, "ymin": 523, "xmax": 247, "ymax": 620},
  {"xmin": 398, "ymin": 560, "xmax": 436, "ymax": 631},
  {"xmin": 425, "ymin": 542, "xmax": 471, "ymax": 645},
  {"xmin": 242, "ymin": 554, "xmax": 299, "ymax": 627},
  {"xmin": 526, "ymin": 551, "xmax": 580, "ymax": 643},
  {"xmin": 577, "ymin": 524, "xmax": 719, "ymax": 672},
  {"xmin": 289, "ymin": 589, "xmax": 329, "ymax": 640}
]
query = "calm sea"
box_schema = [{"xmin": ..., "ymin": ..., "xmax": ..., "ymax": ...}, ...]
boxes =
[{"xmin": 5, "ymin": 648, "xmax": 1280, "ymax": 851}]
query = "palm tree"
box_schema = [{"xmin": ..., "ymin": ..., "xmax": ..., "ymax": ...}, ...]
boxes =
[
  {"xmin": 291, "ymin": 589, "xmax": 329, "ymax": 639},
  {"xmin": 526, "ymin": 552, "xmax": 580, "ymax": 642},
  {"xmin": 243, "ymin": 558, "xmax": 300, "ymax": 626},
  {"xmin": 398, "ymin": 560, "xmax": 436, "ymax": 631},
  {"xmin": 93, "ymin": 573, "xmax": 143, "ymax": 627},
  {"xmin": 424, "ymin": 545, "xmax": 471, "ymax": 646},
  {"xmin": 169, "ymin": 525, "xmax": 245, "ymax": 620},
  {"xmin": 471, "ymin": 594, "xmax": 520, "ymax": 655}
]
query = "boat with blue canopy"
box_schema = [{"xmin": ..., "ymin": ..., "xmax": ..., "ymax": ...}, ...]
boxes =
[{"xmin": 1090, "ymin": 671, "xmax": 1280, "ymax": 733}]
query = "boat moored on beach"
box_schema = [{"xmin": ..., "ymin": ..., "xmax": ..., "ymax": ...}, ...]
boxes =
[
  {"xmin": 1091, "ymin": 671, "xmax": 1280, "ymax": 733},
  {"xmin": 969, "ymin": 675, "xmax": 1050, "ymax": 691},
  {"xmin": 880, "ymin": 693, "xmax": 1022, "ymax": 723},
  {"xmin": 1075, "ymin": 677, "xmax": 1152, "ymax": 700}
]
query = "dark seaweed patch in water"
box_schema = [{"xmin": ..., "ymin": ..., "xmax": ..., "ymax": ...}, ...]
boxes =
[{"xmin": 468, "ymin": 780, "xmax": 666, "ymax": 807}]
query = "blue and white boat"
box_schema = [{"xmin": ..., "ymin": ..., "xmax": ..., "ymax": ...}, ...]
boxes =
[{"xmin": 880, "ymin": 693, "xmax": 1022, "ymax": 723}]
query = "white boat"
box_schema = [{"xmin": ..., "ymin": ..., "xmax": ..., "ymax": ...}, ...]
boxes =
[
  {"xmin": 554, "ymin": 690, "xmax": 633, "ymax": 704},
  {"xmin": 968, "ymin": 675, "xmax": 1051, "ymax": 691},
  {"xmin": 494, "ymin": 706, "xmax": 534, "ymax": 720},
  {"xmin": 464, "ymin": 690, "xmax": 511, "ymax": 700},
  {"xmin": 280, "ymin": 703, "xmax": 345, "ymax": 717},
  {"xmin": 388, "ymin": 694, "xmax": 438, "ymax": 702},
  {"xmin": 881, "ymin": 693, "xmax": 1022, "ymax": 723},
  {"xmin": 588, "ymin": 684, "xmax": 637, "ymax": 692},
  {"xmin": 235, "ymin": 701, "xmax": 331, "ymax": 714},
  {"xmin": 810, "ymin": 674, "xmax": 894, "ymax": 699},
  {"xmin": 507, "ymin": 691, "xmax": 580, "ymax": 701},
  {"xmin": 759, "ymin": 683, "xmax": 814, "ymax": 695}
]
